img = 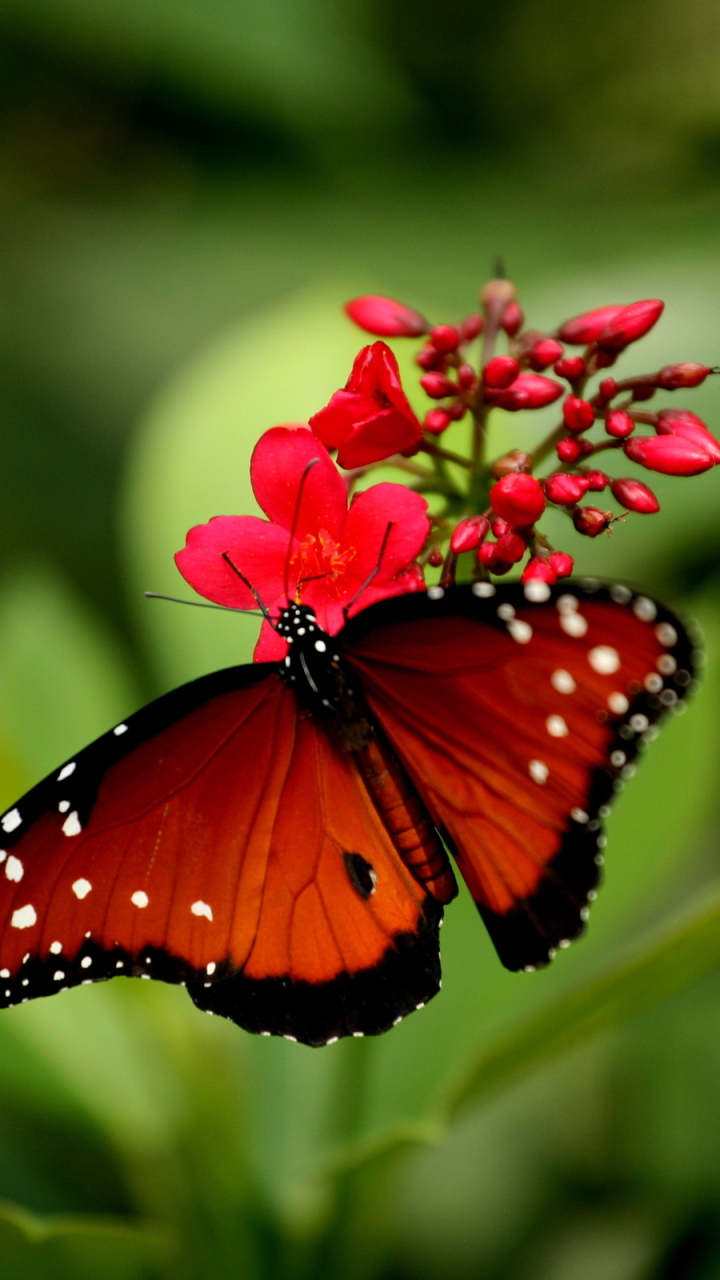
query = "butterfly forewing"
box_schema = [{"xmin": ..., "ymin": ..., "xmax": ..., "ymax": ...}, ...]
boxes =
[{"xmin": 342, "ymin": 581, "xmax": 695, "ymax": 970}]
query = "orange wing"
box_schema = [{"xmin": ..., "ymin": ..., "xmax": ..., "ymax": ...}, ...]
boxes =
[
  {"xmin": 0, "ymin": 666, "xmax": 440, "ymax": 1045},
  {"xmin": 342, "ymin": 581, "xmax": 696, "ymax": 970}
]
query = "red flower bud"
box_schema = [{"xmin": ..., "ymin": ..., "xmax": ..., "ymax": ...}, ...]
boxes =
[
  {"xmin": 563, "ymin": 396, "xmax": 596, "ymax": 433},
  {"xmin": 496, "ymin": 531, "xmax": 527, "ymax": 563},
  {"xmin": 485, "ymin": 373, "xmax": 563, "ymax": 411},
  {"xmin": 594, "ymin": 350, "xmax": 618, "ymax": 369},
  {"xmin": 460, "ymin": 314, "xmax": 485, "ymax": 341},
  {"xmin": 596, "ymin": 299, "xmax": 664, "ymax": 352},
  {"xmin": 543, "ymin": 472, "xmax": 589, "ymax": 505},
  {"xmin": 445, "ymin": 400, "xmax": 467, "ymax": 421},
  {"xmin": 556, "ymin": 436, "xmax": 594, "ymax": 464},
  {"xmin": 491, "ymin": 517, "xmax": 510, "ymax": 537},
  {"xmin": 548, "ymin": 551, "xmax": 574, "ymax": 578},
  {"xmin": 477, "ymin": 541, "xmax": 498, "ymax": 567},
  {"xmin": 345, "ymin": 295, "xmax": 429, "ymax": 337},
  {"xmin": 490, "ymin": 450, "xmax": 533, "ymax": 478},
  {"xmin": 559, "ymin": 305, "xmax": 625, "ymax": 345},
  {"xmin": 599, "ymin": 377, "xmax": 618, "ymax": 401},
  {"xmin": 655, "ymin": 409, "xmax": 720, "ymax": 462},
  {"xmin": 605, "ymin": 409, "xmax": 635, "ymax": 439},
  {"xmin": 431, "ymin": 324, "xmax": 461, "ymax": 354},
  {"xmin": 521, "ymin": 557, "xmax": 556, "ymax": 584},
  {"xmin": 450, "ymin": 515, "xmax": 490, "ymax": 554},
  {"xmin": 583, "ymin": 469, "xmax": 609, "ymax": 491},
  {"xmin": 624, "ymin": 434, "xmax": 718, "ymax": 476},
  {"xmin": 610, "ymin": 477, "xmax": 660, "ymax": 513},
  {"xmin": 572, "ymin": 506, "xmax": 613, "ymax": 537},
  {"xmin": 529, "ymin": 338, "xmax": 564, "ymax": 371},
  {"xmin": 427, "ymin": 547, "xmax": 444, "ymax": 567},
  {"xmin": 501, "ymin": 301, "xmax": 524, "ymax": 337},
  {"xmin": 490, "ymin": 473, "xmax": 546, "ymax": 527},
  {"xmin": 554, "ymin": 355, "xmax": 585, "ymax": 380},
  {"xmin": 416, "ymin": 344, "xmax": 445, "ymax": 370},
  {"xmin": 457, "ymin": 364, "xmax": 478, "ymax": 392},
  {"xmin": 420, "ymin": 372, "xmax": 458, "ymax": 399},
  {"xmin": 484, "ymin": 355, "xmax": 521, "ymax": 389},
  {"xmin": 424, "ymin": 409, "xmax": 451, "ymax": 435},
  {"xmin": 656, "ymin": 362, "xmax": 711, "ymax": 390}
]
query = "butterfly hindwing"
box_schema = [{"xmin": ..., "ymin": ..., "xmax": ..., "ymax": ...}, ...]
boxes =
[
  {"xmin": 0, "ymin": 664, "xmax": 441, "ymax": 1045},
  {"xmin": 342, "ymin": 580, "xmax": 696, "ymax": 971}
]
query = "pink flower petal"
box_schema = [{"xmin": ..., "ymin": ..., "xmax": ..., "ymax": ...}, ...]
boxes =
[
  {"xmin": 250, "ymin": 427, "xmax": 346, "ymax": 541},
  {"xmin": 253, "ymin": 619, "xmax": 289, "ymax": 662},
  {"xmin": 175, "ymin": 515, "xmax": 290, "ymax": 608},
  {"xmin": 341, "ymin": 483, "xmax": 430, "ymax": 585}
]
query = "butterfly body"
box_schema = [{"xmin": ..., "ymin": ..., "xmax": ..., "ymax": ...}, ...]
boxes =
[{"xmin": 0, "ymin": 581, "xmax": 696, "ymax": 1045}]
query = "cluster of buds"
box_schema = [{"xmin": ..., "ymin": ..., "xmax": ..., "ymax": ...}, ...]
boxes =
[{"xmin": 329, "ymin": 278, "xmax": 720, "ymax": 587}]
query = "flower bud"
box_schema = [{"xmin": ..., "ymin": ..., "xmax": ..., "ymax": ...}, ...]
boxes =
[
  {"xmin": 416, "ymin": 344, "xmax": 445, "ymax": 371},
  {"xmin": 445, "ymin": 400, "xmax": 467, "ymax": 421},
  {"xmin": 548, "ymin": 551, "xmax": 574, "ymax": 578},
  {"xmin": 655, "ymin": 409, "xmax": 720, "ymax": 462},
  {"xmin": 554, "ymin": 355, "xmax": 585, "ymax": 380},
  {"xmin": 596, "ymin": 299, "xmax": 664, "ymax": 351},
  {"xmin": 563, "ymin": 396, "xmax": 595, "ymax": 433},
  {"xmin": 605, "ymin": 409, "xmax": 635, "ymax": 439},
  {"xmin": 490, "ymin": 473, "xmax": 546, "ymax": 526},
  {"xmin": 544, "ymin": 472, "xmax": 589, "ymax": 505},
  {"xmin": 610, "ymin": 478, "xmax": 660, "ymax": 513},
  {"xmin": 529, "ymin": 338, "xmax": 564, "ymax": 371},
  {"xmin": 598, "ymin": 377, "xmax": 618, "ymax": 401},
  {"xmin": 481, "ymin": 279, "xmax": 516, "ymax": 315},
  {"xmin": 420, "ymin": 372, "xmax": 458, "ymax": 399},
  {"xmin": 485, "ymin": 373, "xmax": 563, "ymax": 411},
  {"xmin": 490, "ymin": 450, "xmax": 533, "ymax": 478},
  {"xmin": 656, "ymin": 362, "xmax": 711, "ymax": 390},
  {"xmin": 450, "ymin": 515, "xmax": 490, "ymax": 554},
  {"xmin": 424, "ymin": 409, "xmax": 451, "ymax": 435},
  {"xmin": 345, "ymin": 295, "xmax": 429, "ymax": 337},
  {"xmin": 583, "ymin": 469, "xmax": 609, "ymax": 491},
  {"xmin": 484, "ymin": 355, "xmax": 520, "ymax": 389},
  {"xmin": 427, "ymin": 547, "xmax": 444, "ymax": 567},
  {"xmin": 496, "ymin": 531, "xmax": 527, "ymax": 563},
  {"xmin": 631, "ymin": 385, "xmax": 655, "ymax": 402},
  {"xmin": 572, "ymin": 506, "xmax": 613, "ymax": 537},
  {"xmin": 431, "ymin": 324, "xmax": 461, "ymax": 353},
  {"xmin": 501, "ymin": 301, "xmax": 524, "ymax": 336},
  {"xmin": 594, "ymin": 350, "xmax": 618, "ymax": 369},
  {"xmin": 460, "ymin": 314, "xmax": 484, "ymax": 341},
  {"xmin": 521, "ymin": 557, "xmax": 556, "ymax": 584},
  {"xmin": 491, "ymin": 517, "xmax": 510, "ymax": 537},
  {"xmin": 477, "ymin": 541, "xmax": 499, "ymax": 568},
  {"xmin": 624, "ymin": 434, "xmax": 718, "ymax": 476},
  {"xmin": 457, "ymin": 363, "xmax": 478, "ymax": 391},
  {"xmin": 559, "ymin": 305, "xmax": 624, "ymax": 345},
  {"xmin": 556, "ymin": 436, "xmax": 593, "ymax": 464}
]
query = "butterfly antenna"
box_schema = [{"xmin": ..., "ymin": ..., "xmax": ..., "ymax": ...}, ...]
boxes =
[
  {"xmin": 221, "ymin": 553, "xmax": 274, "ymax": 624},
  {"xmin": 284, "ymin": 457, "xmax": 320, "ymax": 603},
  {"xmin": 343, "ymin": 521, "xmax": 394, "ymax": 618},
  {"xmin": 145, "ymin": 591, "xmax": 261, "ymax": 617}
]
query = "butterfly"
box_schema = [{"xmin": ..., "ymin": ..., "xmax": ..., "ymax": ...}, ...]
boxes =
[{"xmin": 0, "ymin": 578, "xmax": 695, "ymax": 1046}]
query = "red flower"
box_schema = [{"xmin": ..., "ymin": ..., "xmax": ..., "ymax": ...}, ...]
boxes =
[
  {"xmin": 309, "ymin": 342, "xmax": 423, "ymax": 468},
  {"xmin": 175, "ymin": 427, "xmax": 430, "ymax": 660}
]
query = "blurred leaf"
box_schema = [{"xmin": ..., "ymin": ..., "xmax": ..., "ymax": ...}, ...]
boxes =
[
  {"xmin": 0, "ymin": 1197, "xmax": 167, "ymax": 1280},
  {"xmin": 0, "ymin": 562, "xmax": 140, "ymax": 783}
]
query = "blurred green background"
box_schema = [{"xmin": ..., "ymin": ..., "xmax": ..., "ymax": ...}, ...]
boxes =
[{"xmin": 2, "ymin": 2, "xmax": 720, "ymax": 1276}]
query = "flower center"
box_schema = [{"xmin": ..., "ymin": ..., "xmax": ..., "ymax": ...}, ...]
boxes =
[{"xmin": 292, "ymin": 529, "xmax": 356, "ymax": 600}]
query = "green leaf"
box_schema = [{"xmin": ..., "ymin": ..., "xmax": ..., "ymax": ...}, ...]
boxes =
[{"xmin": 0, "ymin": 1198, "xmax": 168, "ymax": 1280}]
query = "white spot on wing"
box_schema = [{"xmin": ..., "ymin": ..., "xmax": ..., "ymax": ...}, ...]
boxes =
[
  {"xmin": 206, "ymin": 961, "xmax": 216, "ymax": 975},
  {"xmin": 588, "ymin": 645, "xmax": 620, "ymax": 674},
  {"xmin": 560, "ymin": 611, "xmax": 588, "ymax": 637},
  {"xmin": 81, "ymin": 956, "xmax": 92, "ymax": 969},
  {"xmin": 191, "ymin": 900, "xmax": 213, "ymax": 921},
  {"xmin": 655, "ymin": 622, "xmax": 677, "ymax": 647},
  {"xmin": 314, "ymin": 640, "xmax": 326, "ymax": 653},
  {"xmin": 571, "ymin": 808, "xmax": 589, "ymax": 823},
  {"xmin": 113, "ymin": 723, "xmax": 128, "ymax": 736},
  {"xmin": 131, "ymin": 890, "xmax": 149, "ymax": 909},
  {"xmin": 62, "ymin": 811, "xmax": 82, "ymax": 837},
  {"xmin": 5, "ymin": 856, "xmax": 23, "ymax": 883},
  {"xmin": 49, "ymin": 941, "xmax": 62, "ymax": 954},
  {"xmin": 633, "ymin": 596, "xmax": 657, "ymax": 621},
  {"xmin": 472, "ymin": 582, "xmax": 495, "ymax": 598},
  {"xmin": 546, "ymin": 715, "xmax": 568, "ymax": 738},
  {"xmin": 1, "ymin": 809, "xmax": 21, "ymax": 834},
  {"xmin": 57, "ymin": 762, "xmax": 76, "ymax": 781},
  {"xmin": 608, "ymin": 692, "xmax": 629, "ymax": 714},
  {"xmin": 551, "ymin": 669, "xmax": 576, "ymax": 694},
  {"xmin": 58, "ymin": 800, "xmax": 70, "ymax": 813},
  {"xmin": 428, "ymin": 586, "xmax": 445, "ymax": 600},
  {"xmin": 508, "ymin": 619, "xmax": 533, "ymax": 644},
  {"xmin": 72, "ymin": 878, "xmax": 92, "ymax": 899},
  {"xmin": 529, "ymin": 759, "xmax": 549, "ymax": 785},
  {"xmin": 524, "ymin": 580, "xmax": 551, "ymax": 603},
  {"xmin": 11, "ymin": 904, "xmax": 36, "ymax": 930}
]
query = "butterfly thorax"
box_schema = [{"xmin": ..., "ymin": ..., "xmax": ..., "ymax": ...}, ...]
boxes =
[{"xmin": 276, "ymin": 603, "xmax": 372, "ymax": 749}]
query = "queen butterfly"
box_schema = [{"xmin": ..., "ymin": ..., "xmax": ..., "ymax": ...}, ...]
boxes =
[{"xmin": 0, "ymin": 578, "xmax": 695, "ymax": 1046}]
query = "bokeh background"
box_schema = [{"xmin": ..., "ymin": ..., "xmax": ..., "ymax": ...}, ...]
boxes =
[{"xmin": 2, "ymin": 2, "xmax": 720, "ymax": 1276}]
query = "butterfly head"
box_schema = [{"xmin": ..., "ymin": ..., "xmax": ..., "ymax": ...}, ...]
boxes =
[{"xmin": 276, "ymin": 603, "xmax": 344, "ymax": 711}]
